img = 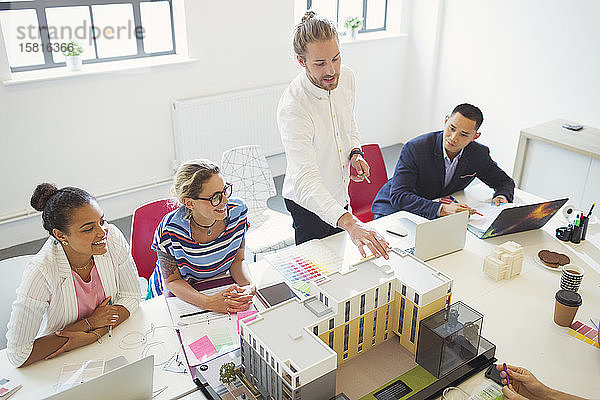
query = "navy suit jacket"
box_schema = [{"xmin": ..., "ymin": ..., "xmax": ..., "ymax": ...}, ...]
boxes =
[{"xmin": 372, "ymin": 131, "xmax": 515, "ymax": 220}]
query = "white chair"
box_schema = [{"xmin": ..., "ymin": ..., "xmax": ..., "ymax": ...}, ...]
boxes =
[
  {"xmin": 0, "ymin": 254, "xmax": 34, "ymax": 349},
  {"xmin": 221, "ymin": 145, "xmax": 295, "ymax": 260}
]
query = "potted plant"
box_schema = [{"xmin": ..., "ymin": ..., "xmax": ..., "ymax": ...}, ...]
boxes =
[
  {"xmin": 344, "ymin": 16, "xmax": 363, "ymax": 40},
  {"xmin": 63, "ymin": 40, "xmax": 83, "ymax": 71}
]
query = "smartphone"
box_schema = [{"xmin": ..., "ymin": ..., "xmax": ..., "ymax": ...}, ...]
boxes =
[{"xmin": 485, "ymin": 364, "xmax": 504, "ymax": 386}]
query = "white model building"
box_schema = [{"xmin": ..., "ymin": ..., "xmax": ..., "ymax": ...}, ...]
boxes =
[
  {"xmin": 239, "ymin": 251, "xmax": 453, "ymax": 400},
  {"xmin": 482, "ymin": 241, "xmax": 523, "ymax": 281}
]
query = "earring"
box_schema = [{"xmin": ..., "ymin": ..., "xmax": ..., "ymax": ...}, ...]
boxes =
[{"xmin": 62, "ymin": 241, "xmax": 68, "ymax": 246}]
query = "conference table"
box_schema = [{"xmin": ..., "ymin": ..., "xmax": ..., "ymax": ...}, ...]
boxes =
[{"xmin": 1, "ymin": 185, "xmax": 598, "ymax": 399}]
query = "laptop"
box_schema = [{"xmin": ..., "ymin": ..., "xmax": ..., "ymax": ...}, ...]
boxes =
[
  {"xmin": 389, "ymin": 212, "xmax": 469, "ymax": 261},
  {"xmin": 42, "ymin": 355, "xmax": 154, "ymax": 400},
  {"xmin": 467, "ymin": 198, "xmax": 568, "ymax": 239}
]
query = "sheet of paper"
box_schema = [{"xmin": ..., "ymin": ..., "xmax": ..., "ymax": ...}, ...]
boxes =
[
  {"xmin": 467, "ymin": 202, "xmax": 515, "ymax": 231},
  {"xmin": 57, "ymin": 360, "xmax": 105, "ymax": 391},
  {"xmin": 179, "ymin": 313, "xmax": 241, "ymax": 366}
]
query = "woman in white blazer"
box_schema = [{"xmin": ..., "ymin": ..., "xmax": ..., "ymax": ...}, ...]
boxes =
[{"xmin": 6, "ymin": 183, "xmax": 140, "ymax": 367}]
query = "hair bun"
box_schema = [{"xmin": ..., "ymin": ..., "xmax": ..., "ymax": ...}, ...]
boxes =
[
  {"xmin": 31, "ymin": 183, "xmax": 58, "ymax": 211},
  {"xmin": 301, "ymin": 10, "xmax": 316, "ymax": 24}
]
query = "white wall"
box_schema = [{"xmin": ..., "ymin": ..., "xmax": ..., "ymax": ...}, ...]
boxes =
[
  {"xmin": 0, "ymin": 0, "xmax": 406, "ymax": 248},
  {"xmin": 401, "ymin": 0, "xmax": 600, "ymax": 176}
]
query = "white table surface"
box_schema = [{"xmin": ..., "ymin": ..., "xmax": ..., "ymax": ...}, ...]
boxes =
[
  {"xmin": 0, "ymin": 296, "xmax": 198, "ymax": 400},
  {"xmin": 2, "ymin": 186, "xmax": 598, "ymax": 400}
]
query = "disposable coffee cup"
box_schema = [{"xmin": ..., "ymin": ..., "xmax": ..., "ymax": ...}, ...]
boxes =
[
  {"xmin": 560, "ymin": 264, "xmax": 584, "ymax": 292},
  {"xmin": 554, "ymin": 290, "xmax": 582, "ymax": 327}
]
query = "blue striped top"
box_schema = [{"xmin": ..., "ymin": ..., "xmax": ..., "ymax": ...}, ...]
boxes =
[{"xmin": 148, "ymin": 197, "xmax": 248, "ymax": 297}]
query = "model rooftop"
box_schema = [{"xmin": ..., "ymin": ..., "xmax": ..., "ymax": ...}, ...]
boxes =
[{"xmin": 244, "ymin": 298, "xmax": 336, "ymax": 371}]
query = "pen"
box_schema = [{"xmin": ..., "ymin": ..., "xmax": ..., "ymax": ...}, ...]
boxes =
[
  {"xmin": 361, "ymin": 173, "xmax": 371, "ymax": 184},
  {"xmin": 587, "ymin": 202, "xmax": 596, "ymax": 217},
  {"xmin": 108, "ymin": 298, "xmax": 113, "ymax": 338},
  {"xmin": 503, "ymin": 363, "xmax": 511, "ymax": 385},
  {"xmin": 386, "ymin": 229, "xmax": 407, "ymax": 237},
  {"xmin": 180, "ymin": 309, "xmax": 211, "ymax": 318}
]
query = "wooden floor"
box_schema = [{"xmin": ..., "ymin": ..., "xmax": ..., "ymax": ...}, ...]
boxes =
[{"xmin": 335, "ymin": 336, "xmax": 417, "ymax": 399}]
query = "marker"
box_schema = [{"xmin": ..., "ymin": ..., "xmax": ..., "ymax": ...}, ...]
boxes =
[
  {"xmin": 503, "ymin": 363, "xmax": 511, "ymax": 385},
  {"xmin": 587, "ymin": 202, "xmax": 596, "ymax": 217},
  {"xmin": 361, "ymin": 173, "xmax": 371, "ymax": 184},
  {"xmin": 180, "ymin": 309, "xmax": 211, "ymax": 318}
]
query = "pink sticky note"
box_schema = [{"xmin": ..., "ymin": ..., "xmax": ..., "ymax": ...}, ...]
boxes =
[
  {"xmin": 189, "ymin": 335, "xmax": 217, "ymax": 362},
  {"xmin": 237, "ymin": 310, "xmax": 258, "ymax": 333}
]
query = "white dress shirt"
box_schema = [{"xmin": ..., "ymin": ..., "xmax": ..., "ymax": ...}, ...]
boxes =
[
  {"xmin": 278, "ymin": 65, "xmax": 361, "ymax": 227},
  {"xmin": 5, "ymin": 224, "xmax": 141, "ymax": 367}
]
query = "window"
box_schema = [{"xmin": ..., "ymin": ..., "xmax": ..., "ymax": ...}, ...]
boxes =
[
  {"xmin": 343, "ymin": 324, "xmax": 349, "ymax": 352},
  {"xmin": 306, "ymin": 0, "xmax": 388, "ymax": 34},
  {"xmin": 324, "ymin": 296, "xmax": 329, "ymax": 307},
  {"xmin": 358, "ymin": 345, "xmax": 362, "ymax": 352},
  {"xmin": 414, "ymin": 293, "xmax": 419, "ymax": 305},
  {"xmin": 372, "ymin": 310, "xmax": 377, "ymax": 338},
  {"xmin": 402, "ymin": 284, "xmax": 407, "ymax": 296},
  {"xmin": 313, "ymin": 326, "xmax": 318, "ymax": 336},
  {"xmin": 329, "ymin": 318, "xmax": 334, "ymax": 330},
  {"xmin": 345, "ymin": 301, "xmax": 350, "ymax": 322},
  {"xmin": 398, "ymin": 297, "xmax": 405, "ymax": 334},
  {"xmin": 0, "ymin": 0, "xmax": 177, "ymax": 73},
  {"xmin": 385, "ymin": 304, "xmax": 389, "ymax": 331},
  {"xmin": 328, "ymin": 331, "xmax": 334, "ymax": 349},
  {"xmin": 320, "ymin": 292, "xmax": 323, "ymax": 302},
  {"xmin": 387, "ymin": 282, "xmax": 391, "ymax": 302},
  {"xmin": 374, "ymin": 288, "xmax": 379, "ymax": 308},
  {"xmin": 358, "ymin": 317, "xmax": 364, "ymax": 344},
  {"xmin": 260, "ymin": 345, "xmax": 264, "ymax": 357},
  {"xmin": 410, "ymin": 305, "xmax": 418, "ymax": 343},
  {"xmin": 343, "ymin": 353, "xmax": 348, "ymax": 360},
  {"xmin": 360, "ymin": 294, "xmax": 365, "ymax": 315}
]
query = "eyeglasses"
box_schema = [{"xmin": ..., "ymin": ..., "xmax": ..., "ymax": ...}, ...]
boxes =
[{"xmin": 193, "ymin": 183, "xmax": 233, "ymax": 206}]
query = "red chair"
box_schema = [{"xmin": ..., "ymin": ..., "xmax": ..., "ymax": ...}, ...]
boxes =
[
  {"xmin": 131, "ymin": 199, "xmax": 179, "ymax": 281},
  {"xmin": 348, "ymin": 144, "xmax": 389, "ymax": 222}
]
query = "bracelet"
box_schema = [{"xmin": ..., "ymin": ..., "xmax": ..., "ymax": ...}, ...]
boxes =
[
  {"xmin": 349, "ymin": 148, "xmax": 364, "ymax": 160},
  {"xmin": 84, "ymin": 318, "xmax": 92, "ymax": 332},
  {"xmin": 89, "ymin": 330, "xmax": 102, "ymax": 344}
]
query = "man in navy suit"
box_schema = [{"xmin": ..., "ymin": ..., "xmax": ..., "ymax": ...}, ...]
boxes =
[{"xmin": 372, "ymin": 104, "xmax": 515, "ymax": 220}]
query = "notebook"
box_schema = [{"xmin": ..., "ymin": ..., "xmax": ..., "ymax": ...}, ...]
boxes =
[
  {"xmin": 467, "ymin": 198, "xmax": 568, "ymax": 239},
  {"xmin": 43, "ymin": 355, "xmax": 154, "ymax": 400},
  {"xmin": 389, "ymin": 212, "xmax": 468, "ymax": 261}
]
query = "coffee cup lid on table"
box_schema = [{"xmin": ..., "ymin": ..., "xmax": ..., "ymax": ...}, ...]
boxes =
[{"xmin": 555, "ymin": 290, "xmax": 582, "ymax": 307}]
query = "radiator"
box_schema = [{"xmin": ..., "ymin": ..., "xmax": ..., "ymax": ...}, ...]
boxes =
[{"xmin": 171, "ymin": 83, "xmax": 289, "ymax": 167}]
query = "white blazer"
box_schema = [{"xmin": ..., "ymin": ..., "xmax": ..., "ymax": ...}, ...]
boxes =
[{"xmin": 6, "ymin": 224, "xmax": 140, "ymax": 367}]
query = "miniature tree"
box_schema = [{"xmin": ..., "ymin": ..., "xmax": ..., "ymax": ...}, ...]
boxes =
[{"xmin": 219, "ymin": 362, "xmax": 237, "ymax": 385}]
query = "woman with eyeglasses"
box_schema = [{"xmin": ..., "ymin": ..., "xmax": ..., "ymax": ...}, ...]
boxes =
[{"xmin": 148, "ymin": 159, "xmax": 254, "ymax": 313}]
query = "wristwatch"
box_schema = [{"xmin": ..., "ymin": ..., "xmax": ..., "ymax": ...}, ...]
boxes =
[{"xmin": 349, "ymin": 148, "xmax": 364, "ymax": 160}]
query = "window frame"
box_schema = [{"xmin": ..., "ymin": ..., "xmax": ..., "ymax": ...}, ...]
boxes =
[
  {"xmin": 0, "ymin": 0, "xmax": 176, "ymax": 73},
  {"xmin": 306, "ymin": 0, "xmax": 389, "ymax": 34}
]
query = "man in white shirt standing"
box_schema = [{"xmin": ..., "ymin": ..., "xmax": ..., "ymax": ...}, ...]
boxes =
[{"xmin": 277, "ymin": 11, "xmax": 389, "ymax": 260}]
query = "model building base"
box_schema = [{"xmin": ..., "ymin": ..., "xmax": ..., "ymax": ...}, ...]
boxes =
[{"xmin": 357, "ymin": 336, "xmax": 496, "ymax": 400}]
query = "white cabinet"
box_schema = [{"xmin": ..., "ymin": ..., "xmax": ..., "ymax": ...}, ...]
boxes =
[{"xmin": 513, "ymin": 119, "xmax": 600, "ymax": 209}]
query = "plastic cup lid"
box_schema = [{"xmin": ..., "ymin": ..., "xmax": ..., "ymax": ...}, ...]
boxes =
[{"xmin": 555, "ymin": 290, "xmax": 582, "ymax": 307}]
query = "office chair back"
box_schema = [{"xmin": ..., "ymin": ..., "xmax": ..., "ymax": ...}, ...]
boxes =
[
  {"xmin": 348, "ymin": 144, "xmax": 389, "ymax": 222},
  {"xmin": 131, "ymin": 199, "xmax": 179, "ymax": 281},
  {"xmin": 0, "ymin": 254, "xmax": 35, "ymax": 349}
]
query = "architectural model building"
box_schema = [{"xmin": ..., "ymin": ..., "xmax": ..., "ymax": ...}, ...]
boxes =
[
  {"xmin": 239, "ymin": 251, "xmax": 453, "ymax": 400},
  {"xmin": 482, "ymin": 241, "xmax": 523, "ymax": 281}
]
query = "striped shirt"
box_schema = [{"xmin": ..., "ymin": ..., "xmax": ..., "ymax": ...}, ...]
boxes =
[{"xmin": 148, "ymin": 198, "xmax": 248, "ymax": 297}]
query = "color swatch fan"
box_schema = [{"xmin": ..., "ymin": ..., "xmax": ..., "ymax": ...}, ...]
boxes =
[{"xmin": 265, "ymin": 240, "xmax": 342, "ymax": 296}]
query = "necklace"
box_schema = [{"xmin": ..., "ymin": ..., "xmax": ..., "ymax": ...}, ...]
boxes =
[
  {"xmin": 191, "ymin": 215, "xmax": 217, "ymax": 236},
  {"xmin": 71, "ymin": 257, "xmax": 94, "ymax": 271}
]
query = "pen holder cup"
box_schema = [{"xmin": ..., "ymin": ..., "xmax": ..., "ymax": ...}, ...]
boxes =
[{"xmin": 580, "ymin": 216, "xmax": 589, "ymax": 241}]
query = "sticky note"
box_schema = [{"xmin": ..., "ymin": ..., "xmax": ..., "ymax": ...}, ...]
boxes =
[{"xmin": 189, "ymin": 335, "xmax": 216, "ymax": 362}]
